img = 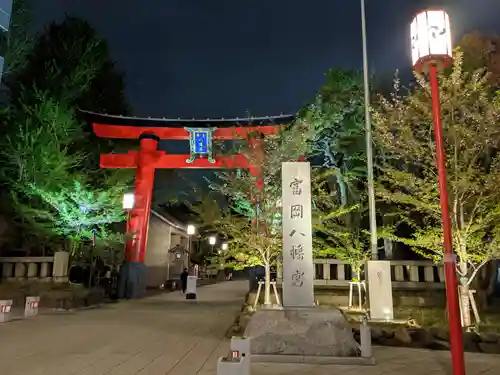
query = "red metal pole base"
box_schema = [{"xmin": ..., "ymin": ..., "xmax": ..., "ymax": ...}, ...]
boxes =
[{"xmin": 429, "ymin": 64, "xmax": 466, "ymax": 375}]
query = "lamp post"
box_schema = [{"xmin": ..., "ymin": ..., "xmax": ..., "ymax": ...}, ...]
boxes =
[
  {"xmin": 360, "ymin": 0, "xmax": 378, "ymax": 260},
  {"xmin": 122, "ymin": 193, "xmax": 135, "ymax": 261},
  {"xmin": 411, "ymin": 10, "xmax": 465, "ymax": 375},
  {"xmin": 186, "ymin": 224, "xmax": 196, "ymax": 275},
  {"xmin": 208, "ymin": 235, "xmax": 216, "ymax": 251},
  {"xmin": 208, "ymin": 236, "xmax": 217, "ymax": 279}
]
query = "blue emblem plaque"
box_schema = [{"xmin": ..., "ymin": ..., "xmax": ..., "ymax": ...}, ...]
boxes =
[{"xmin": 185, "ymin": 127, "xmax": 216, "ymax": 163}]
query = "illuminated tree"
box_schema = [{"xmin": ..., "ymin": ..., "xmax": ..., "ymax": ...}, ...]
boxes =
[
  {"xmin": 458, "ymin": 31, "xmax": 500, "ymax": 86},
  {"xmin": 298, "ymin": 68, "xmax": 366, "ymax": 207},
  {"xmin": 17, "ymin": 179, "xmax": 126, "ymax": 262},
  {"xmin": 200, "ymin": 125, "xmax": 312, "ymax": 306},
  {"xmin": 312, "ymin": 171, "xmax": 370, "ymax": 280},
  {"xmin": 373, "ymin": 51, "xmax": 500, "ymax": 326},
  {"xmin": 0, "ymin": 8, "xmax": 131, "ymax": 254}
]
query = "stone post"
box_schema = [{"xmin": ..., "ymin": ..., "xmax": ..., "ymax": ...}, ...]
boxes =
[
  {"xmin": 24, "ymin": 296, "xmax": 40, "ymax": 317},
  {"xmin": 281, "ymin": 162, "xmax": 314, "ymax": 307},
  {"xmin": 0, "ymin": 300, "xmax": 13, "ymax": 323},
  {"xmin": 366, "ymin": 260, "xmax": 394, "ymax": 320},
  {"xmin": 52, "ymin": 252, "xmax": 69, "ymax": 283}
]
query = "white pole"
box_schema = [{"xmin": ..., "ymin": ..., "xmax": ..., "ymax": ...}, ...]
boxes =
[{"xmin": 360, "ymin": 0, "xmax": 378, "ymax": 259}]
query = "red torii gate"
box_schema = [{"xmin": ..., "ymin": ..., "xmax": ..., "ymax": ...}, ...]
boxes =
[{"xmin": 86, "ymin": 111, "xmax": 290, "ymax": 296}]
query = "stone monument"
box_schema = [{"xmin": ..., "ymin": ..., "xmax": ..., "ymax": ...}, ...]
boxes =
[
  {"xmin": 245, "ymin": 162, "xmax": 367, "ymax": 364},
  {"xmin": 366, "ymin": 260, "xmax": 394, "ymax": 321}
]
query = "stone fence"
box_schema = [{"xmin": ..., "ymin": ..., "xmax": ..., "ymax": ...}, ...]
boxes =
[
  {"xmin": 0, "ymin": 252, "xmax": 69, "ymax": 283},
  {"xmin": 278, "ymin": 259, "xmax": 445, "ymax": 290}
]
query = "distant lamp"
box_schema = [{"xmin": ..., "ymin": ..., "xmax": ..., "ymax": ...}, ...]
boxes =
[
  {"xmin": 411, "ymin": 9, "xmax": 452, "ymax": 73},
  {"xmin": 187, "ymin": 224, "xmax": 196, "ymax": 236},
  {"xmin": 122, "ymin": 193, "xmax": 135, "ymax": 210},
  {"xmin": 221, "ymin": 243, "xmax": 228, "ymax": 251},
  {"xmin": 208, "ymin": 236, "xmax": 216, "ymax": 246}
]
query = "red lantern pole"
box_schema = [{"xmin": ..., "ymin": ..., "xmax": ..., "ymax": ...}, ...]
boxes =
[{"xmin": 429, "ymin": 64, "xmax": 465, "ymax": 375}]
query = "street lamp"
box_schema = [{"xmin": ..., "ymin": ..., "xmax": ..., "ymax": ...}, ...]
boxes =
[
  {"xmin": 411, "ymin": 10, "xmax": 465, "ymax": 375},
  {"xmin": 122, "ymin": 193, "xmax": 135, "ymax": 263},
  {"xmin": 221, "ymin": 243, "xmax": 228, "ymax": 251},
  {"xmin": 186, "ymin": 224, "xmax": 196, "ymax": 273},
  {"xmin": 122, "ymin": 193, "xmax": 135, "ymax": 210},
  {"xmin": 208, "ymin": 236, "xmax": 216, "ymax": 246},
  {"xmin": 187, "ymin": 224, "xmax": 196, "ymax": 236}
]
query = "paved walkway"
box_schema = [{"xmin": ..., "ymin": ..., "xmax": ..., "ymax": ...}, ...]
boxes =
[
  {"xmin": 1, "ymin": 280, "xmax": 499, "ymax": 375},
  {"xmin": 254, "ymin": 346, "xmax": 500, "ymax": 375},
  {"xmin": 0, "ymin": 281, "xmax": 247, "ymax": 375}
]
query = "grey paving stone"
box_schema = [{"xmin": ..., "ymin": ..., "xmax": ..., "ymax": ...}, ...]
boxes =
[{"xmin": 0, "ymin": 281, "xmax": 247, "ymax": 375}]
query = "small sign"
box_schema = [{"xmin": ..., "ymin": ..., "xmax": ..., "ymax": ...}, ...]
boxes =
[{"xmin": 185, "ymin": 127, "xmax": 216, "ymax": 163}]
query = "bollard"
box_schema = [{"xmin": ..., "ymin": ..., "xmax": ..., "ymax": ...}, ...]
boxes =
[
  {"xmin": 360, "ymin": 319, "xmax": 372, "ymax": 358},
  {"xmin": 217, "ymin": 349, "xmax": 249, "ymax": 375},
  {"xmin": 230, "ymin": 336, "xmax": 250, "ymax": 358},
  {"xmin": 0, "ymin": 299, "xmax": 13, "ymax": 323},
  {"xmin": 229, "ymin": 336, "xmax": 250, "ymax": 375},
  {"xmin": 186, "ymin": 275, "xmax": 197, "ymax": 300},
  {"xmin": 24, "ymin": 296, "xmax": 40, "ymax": 318}
]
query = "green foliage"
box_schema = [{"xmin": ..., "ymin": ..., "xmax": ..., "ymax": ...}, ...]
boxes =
[
  {"xmin": 312, "ymin": 170, "xmax": 370, "ymax": 278},
  {"xmin": 1, "ymin": 91, "xmax": 84, "ymax": 188},
  {"xmin": 18, "ymin": 180, "xmax": 126, "ymax": 259},
  {"xmin": 0, "ymin": 7, "xmax": 130, "ymax": 257},
  {"xmin": 10, "ymin": 16, "xmax": 129, "ymax": 115},
  {"xmin": 199, "ymin": 124, "xmax": 313, "ymax": 268},
  {"xmin": 0, "ymin": 0, "xmax": 34, "ymax": 77},
  {"xmin": 298, "ymin": 68, "xmax": 366, "ymax": 206},
  {"xmin": 373, "ymin": 50, "xmax": 500, "ymax": 286}
]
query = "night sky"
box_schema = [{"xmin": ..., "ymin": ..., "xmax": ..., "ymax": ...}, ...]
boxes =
[{"xmin": 33, "ymin": 0, "xmax": 500, "ymax": 118}]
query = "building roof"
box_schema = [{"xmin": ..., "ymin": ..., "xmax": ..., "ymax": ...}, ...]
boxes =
[
  {"xmin": 151, "ymin": 208, "xmax": 187, "ymax": 233},
  {"xmin": 80, "ymin": 109, "xmax": 295, "ymax": 129}
]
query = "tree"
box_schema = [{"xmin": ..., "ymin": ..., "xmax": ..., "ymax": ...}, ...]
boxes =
[
  {"xmin": 372, "ymin": 51, "xmax": 500, "ymax": 326},
  {"xmin": 312, "ymin": 171, "xmax": 370, "ymax": 279},
  {"xmin": 298, "ymin": 68, "xmax": 366, "ymax": 207},
  {"xmin": 458, "ymin": 31, "xmax": 500, "ymax": 86},
  {"xmin": 18, "ymin": 179, "xmax": 126, "ymax": 261},
  {"xmin": 10, "ymin": 15, "xmax": 129, "ymax": 115},
  {"xmin": 0, "ymin": 0, "xmax": 34, "ymax": 80},
  {"xmin": 0, "ymin": 10, "xmax": 131, "ymax": 256},
  {"xmin": 201, "ymin": 125, "xmax": 312, "ymax": 306}
]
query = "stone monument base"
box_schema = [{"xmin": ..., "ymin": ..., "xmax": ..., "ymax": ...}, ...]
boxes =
[{"xmin": 244, "ymin": 307, "xmax": 374, "ymax": 365}]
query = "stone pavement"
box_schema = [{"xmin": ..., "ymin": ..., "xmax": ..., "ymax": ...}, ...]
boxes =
[
  {"xmin": 1, "ymin": 280, "xmax": 499, "ymax": 375},
  {"xmin": 253, "ymin": 346, "xmax": 500, "ymax": 375},
  {"xmin": 0, "ymin": 280, "xmax": 247, "ymax": 375}
]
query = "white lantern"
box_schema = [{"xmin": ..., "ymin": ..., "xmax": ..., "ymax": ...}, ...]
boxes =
[
  {"xmin": 122, "ymin": 193, "xmax": 135, "ymax": 210},
  {"xmin": 221, "ymin": 243, "xmax": 228, "ymax": 251},
  {"xmin": 208, "ymin": 236, "xmax": 216, "ymax": 245},
  {"xmin": 411, "ymin": 9, "xmax": 453, "ymax": 72},
  {"xmin": 187, "ymin": 224, "xmax": 196, "ymax": 235}
]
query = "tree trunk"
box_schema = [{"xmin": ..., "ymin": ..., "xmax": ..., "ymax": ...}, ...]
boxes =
[
  {"xmin": 383, "ymin": 239, "xmax": 393, "ymax": 259},
  {"xmin": 382, "ymin": 214, "xmax": 393, "ymax": 259},
  {"xmin": 264, "ymin": 262, "xmax": 272, "ymax": 307},
  {"xmin": 459, "ymin": 285, "xmax": 472, "ymax": 328},
  {"xmin": 337, "ymin": 177, "xmax": 348, "ymax": 207}
]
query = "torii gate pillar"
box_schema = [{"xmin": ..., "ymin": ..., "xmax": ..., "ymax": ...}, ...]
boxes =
[{"xmin": 120, "ymin": 135, "xmax": 160, "ymax": 298}]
